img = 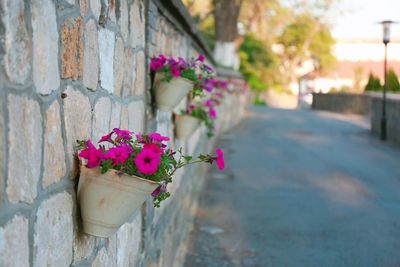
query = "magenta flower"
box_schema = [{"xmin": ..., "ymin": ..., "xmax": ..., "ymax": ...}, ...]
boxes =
[
  {"xmin": 150, "ymin": 55, "xmax": 167, "ymax": 71},
  {"xmin": 198, "ymin": 54, "xmax": 205, "ymax": 62},
  {"xmin": 99, "ymin": 131, "xmax": 113, "ymax": 143},
  {"xmin": 79, "ymin": 139, "xmax": 103, "ymax": 168},
  {"xmin": 150, "ymin": 60, "xmax": 164, "ymax": 71},
  {"xmin": 178, "ymin": 57, "xmax": 188, "ymax": 69},
  {"xmin": 203, "ymin": 99, "xmax": 212, "ymax": 107},
  {"xmin": 104, "ymin": 145, "xmax": 132, "ymax": 165},
  {"xmin": 209, "ymin": 108, "xmax": 217, "ymax": 119},
  {"xmin": 215, "ymin": 148, "xmax": 225, "ymax": 170},
  {"xmin": 171, "ymin": 66, "xmax": 180, "ymax": 77},
  {"xmin": 144, "ymin": 143, "xmax": 163, "ymax": 155},
  {"xmin": 151, "ymin": 186, "xmax": 162, "ymax": 197},
  {"xmin": 149, "ymin": 132, "xmax": 170, "ymax": 143},
  {"xmin": 134, "ymin": 148, "xmax": 161, "ymax": 175},
  {"xmin": 113, "ymin": 128, "xmax": 133, "ymax": 140}
]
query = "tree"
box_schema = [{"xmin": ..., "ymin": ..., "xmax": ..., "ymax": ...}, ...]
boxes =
[
  {"xmin": 364, "ymin": 73, "xmax": 381, "ymax": 92},
  {"xmin": 239, "ymin": 34, "xmax": 278, "ymax": 98},
  {"xmin": 212, "ymin": 0, "xmax": 243, "ymax": 68},
  {"xmin": 387, "ymin": 69, "xmax": 400, "ymax": 92}
]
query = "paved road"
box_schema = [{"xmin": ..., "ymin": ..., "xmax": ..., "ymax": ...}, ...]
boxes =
[{"xmin": 184, "ymin": 107, "xmax": 400, "ymax": 267}]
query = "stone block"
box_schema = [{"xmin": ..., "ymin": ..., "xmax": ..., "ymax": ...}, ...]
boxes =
[
  {"xmin": 83, "ymin": 19, "xmax": 99, "ymax": 90},
  {"xmin": 73, "ymin": 234, "xmax": 95, "ymax": 263},
  {"xmin": 128, "ymin": 101, "xmax": 145, "ymax": 132},
  {"xmin": 118, "ymin": 0, "xmax": 129, "ymax": 42},
  {"xmin": 43, "ymin": 101, "xmax": 66, "ymax": 188},
  {"xmin": 80, "ymin": 0, "xmax": 90, "ymax": 16},
  {"xmin": 92, "ymin": 235, "xmax": 117, "ymax": 267},
  {"xmin": 7, "ymin": 95, "xmax": 42, "ymax": 204},
  {"xmin": 114, "ymin": 36, "xmax": 125, "ymax": 96},
  {"xmin": 99, "ymin": 28, "xmax": 115, "ymax": 93},
  {"xmin": 129, "ymin": 0, "xmax": 145, "ymax": 48},
  {"xmin": 90, "ymin": 0, "xmax": 102, "ymax": 20},
  {"xmin": 122, "ymin": 48, "xmax": 136, "ymax": 97},
  {"xmin": 0, "ymin": 95, "xmax": 4, "ymax": 206},
  {"xmin": 120, "ymin": 105, "xmax": 129, "ymax": 130},
  {"xmin": 116, "ymin": 212, "xmax": 142, "ymax": 267},
  {"xmin": 2, "ymin": 0, "xmax": 31, "ymax": 85},
  {"xmin": 32, "ymin": 0, "xmax": 60, "ymax": 95},
  {"xmin": 0, "ymin": 215, "xmax": 29, "ymax": 267},
  {"xmin": 134, "ymin": 50, "xmax": 146, "ymax": 96},
  {"xmin": 34, "ymin": 192, "xmax": 73, "ymax": 267},
  {"xmin": 110, "ymin": 101, "xmax": 122, "ymax": 129},
  {"xmin": 107, "ymin": 0, "xmax": 117, "ymax": 23},
  {"xmin": 62, "ymin": 86, "xmax": 92, "ymax": 167},
  {"xmin": 92, "ymin": 97, "xmax": 112, "ymax": 143},
  {"xmin": 62, "ymin": 16, "xmax": 84, "ymax": 80}
]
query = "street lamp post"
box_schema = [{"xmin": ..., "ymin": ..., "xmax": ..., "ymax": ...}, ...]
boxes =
[{"xmin": 378, "ymin": 20, "xmax": 396, "ymax": 140}]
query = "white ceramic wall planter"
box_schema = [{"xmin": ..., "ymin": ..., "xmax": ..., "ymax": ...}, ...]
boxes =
[
  {"xmin": 175, "ymin": 114, "xmax": 201, "ymax": 140},
  {"xmin": 153, "ymin": 73, "xmax": 194, "ymax": 111},
  {"xmin": 77, "ymin": 166, "xmax": 159, "ymax": 237}
]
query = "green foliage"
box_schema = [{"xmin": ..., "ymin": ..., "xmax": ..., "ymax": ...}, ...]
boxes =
[
  {"xmin": 184, "ymin": 106, "xmax": 215, "ymax": 137},
  {"xmin": 279, "ymin": 14, "xmax": 336, "ymax": 73},
  {"xmin": 239, "ymin": 34, "xmax": 278, "ymax": 93},
  {"xmin": 387, "ymin": 69, "xmax": 400, "ymax": 92},
  {"xmin": 364, "ymin": 73, "xmax": 382, "ymax": 92}
]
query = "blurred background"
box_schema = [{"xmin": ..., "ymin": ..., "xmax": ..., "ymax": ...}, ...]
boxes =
[{"xmin": 183, "ymin": 0, "xmax": 400, "ymax": 108}]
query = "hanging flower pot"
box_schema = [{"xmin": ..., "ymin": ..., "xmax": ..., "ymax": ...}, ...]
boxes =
[
  {"xmin": 77, "ymin": 166, "xmax": 158, "ymax": 237},
  {"xmin": 76, "ymin": 128, "xmax": 226, "ymax": 237},
  {"xmin": 150, "ymin": 54, "xmax": 216, "ymax": 111},
  {"xmin": 175, "ymin": 114, "xmax": 201, "ymax": 140},
  {"xmin": 153, "ymin": 73, "xmax": 194, "ymax": 111}
]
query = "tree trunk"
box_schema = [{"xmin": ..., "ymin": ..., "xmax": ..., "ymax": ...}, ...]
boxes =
[{"xmin": 213, "ymin": 0, "xmax": 243, "ymax": 69}]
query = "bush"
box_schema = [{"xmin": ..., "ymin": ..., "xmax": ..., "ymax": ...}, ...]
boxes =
[
  {"xmin": 387, "ymin": 69, "xmax": 400, "ymax": 92},
  {"xmin": 365, "ymin": 73, "xmax": 382, "ymax": 91}
]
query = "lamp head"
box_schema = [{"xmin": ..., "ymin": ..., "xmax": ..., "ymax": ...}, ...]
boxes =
[{"xmin": 378, "ymin": 20, "xmax": 397, "ymax": 44}]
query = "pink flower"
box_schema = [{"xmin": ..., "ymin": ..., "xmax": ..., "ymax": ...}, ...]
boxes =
[
  {"xmin": 171, "ymin": 66, "xmax": 180, "ymax": 77},
  {"xmin": 215, "ymin": 148, "xmax": 224, "ymax": 170},
  {"xmin": 104, "ymin": 145, "xmax": 132, "ymax": 165},
  {"xmin": 79, "ymin": 140, "xmax": 103, "ymax": 168},
  {"xmin": 198, "ymin": 54, "xmax": 205, "ymax": 62},
  {"xmin": 149, "ymin": 132, "xmax": 170, "ymax": 143},
  {"xmin": 144, "ymin": 143, "xmax": 163, "ymax": 155},
  {"xmin": 150, "ymin": 60, "xmax": 164, "ymax": 71},
  {"xmin": 134, "ymin": 148, "xmax": 161, "ymax": 175},
  {"xmin": 150, "ymin": 55, "xmax": 167, "ymax": 71},
  {"xmin": 209, "ymin": 108, "xmax": 217, "ymax": 119},
  {"xmin": 113, "ymin": 128, "xmax": 133, "ymax": 140},
  {"xmin": 151, "ymin": 186, "xmax": 162, "ymax": 197},
  {"xmin": 99, "ymin": 131, "xmax": 113, "ymax": 143},
  {"xmin": 203, "ymin": 99, "xmax": 212, "ymax": 107}
]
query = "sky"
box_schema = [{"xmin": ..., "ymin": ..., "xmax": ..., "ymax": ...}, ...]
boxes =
[{"xmin": 332, "ymin": 0, "xmax": 400, "ymax": 41}]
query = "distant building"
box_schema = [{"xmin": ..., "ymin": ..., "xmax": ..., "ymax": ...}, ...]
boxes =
[{"xmin": 299, "ymin": 39, "xmax": 400, "ymax": 96}]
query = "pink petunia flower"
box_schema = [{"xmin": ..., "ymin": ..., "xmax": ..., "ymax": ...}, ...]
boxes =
[
  {"xmin": 144, "ymin": 143, "xmax": 163, "ymax": 155},
  {"xmin": 171, "ymin": 66, "xmax": 180, "ymax": 77},
  {"xmin": 99, "ymin": 131, "xmax": 114, "ymax": 143},
  {"xmin": 198, "ymin": 54, "xmax": 205, "ymax": 62},
  {"xmin": 215, "ymin": 148, "xmax": 225, "ymax": 170},
  {"xmin": 104, "ymin": 145, "xmax": 132, "ymax": 165},
  {"xmin": 150, "ymin": 59, "xmax": 164, "ymax": 71},
  {"xmin": 113, "ymin": 128, "xmax": 133, "ymax": 140},
  {"xmin": 149, "ymin": 132, "xmax": 170, "ymax": 143},
  {"xmin": 203, "ymin": 99, "xmax": 212, "ymax": 107},
  {"xmin": 209, "ymin": 108, "xmax": 217, "ymax": 119},
  {"xmin": 79, "ymin": 139, "xmax": 103, "ymax": 168},
  {"xmin": 134, "ymin": 148, "xmax": 161, "ymax": 175}
]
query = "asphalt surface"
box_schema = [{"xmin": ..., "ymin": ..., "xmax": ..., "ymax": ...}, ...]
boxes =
[{"xmin": 183, "ymin": 107, "xmax": 400, "ymax": 267}]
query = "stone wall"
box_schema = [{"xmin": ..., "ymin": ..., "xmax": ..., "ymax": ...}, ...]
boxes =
[
  {"xmin": 0, "ymin": 1, "xmax": 247, "ymax": 267},
  {"xmin": 371, "ymin": 95, "xmax": 400, "ymax": 144},
  {"xmin": 312, "ymin": 93, "xmax": 372, "ymax": 115}
]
